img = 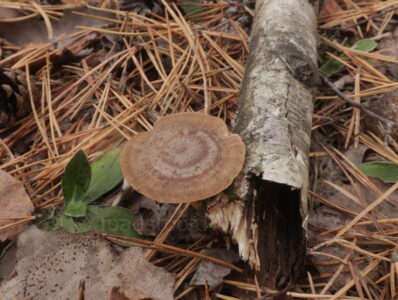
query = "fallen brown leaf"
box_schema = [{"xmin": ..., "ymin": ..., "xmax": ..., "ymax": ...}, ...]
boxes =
[
  {"xmin": 190, "ymin": 248, "xmax": 239, "ymax": 289},
  {"xmin": 319, "ymin": 0, "xmax": 357, "ymax": 34},
  {"xmin": 0, "ymin": 226, "xmax": 175, "ymax": 300},
  {"xmin": 0, "ymin": 169, "xmax": 34, "ymax": 241},
  {"xmin": 109, "ymin": 287, "xmax": 159, "ymax": 300}
]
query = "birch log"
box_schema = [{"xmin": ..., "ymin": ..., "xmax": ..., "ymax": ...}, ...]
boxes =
[{"xmin": 207, "ymin": 0, "xmax": 317, "ymax": 290}]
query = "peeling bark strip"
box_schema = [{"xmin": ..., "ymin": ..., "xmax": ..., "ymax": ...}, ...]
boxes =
[{"xmin": 207, "ymin": 0, "xmax": 317, "ymax": 290}]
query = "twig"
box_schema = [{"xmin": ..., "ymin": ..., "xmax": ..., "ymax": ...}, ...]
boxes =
[
  {"xmin": 320, "ymin": 73, "xmax": 398, "ymax": 130},
  {"xmin": 103, "ymin": 234, "xmax": 243, "ymax": 272},
  {"xmin": 345, "ymin": 6, "xmax": 398, "ymax": 29},
  {"xmin": 77, "ymin": 280, "xmax": 85, "ymax": 300}
]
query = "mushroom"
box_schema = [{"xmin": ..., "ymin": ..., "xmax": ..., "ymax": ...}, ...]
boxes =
[{"xmin": 120, "ymin": 112, "xmax": 245, "ymax": 203}]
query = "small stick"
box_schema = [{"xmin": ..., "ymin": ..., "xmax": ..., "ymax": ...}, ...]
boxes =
[
  {"xmin": 254, "ymin": 275, "xmax": 262, "ymax": 298},
  {"xmin": 345, "ymin": 6, "xmax": 398, "ymax": 29},
  {"xmin": 320, "ymin": 74, "xmax": 398, "ymax": 131},
  {"xmin": 77, "ymin": 280, "xmax": 85, "ymax": 300},
  {"xmin": 204, "ymin": 280, "xmax": 210, "ymax": 300}
]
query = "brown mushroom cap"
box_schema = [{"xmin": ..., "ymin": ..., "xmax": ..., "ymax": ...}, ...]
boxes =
[{"xmin": 120, "ymin": 112, "xmax": 245, "ymax": 203}]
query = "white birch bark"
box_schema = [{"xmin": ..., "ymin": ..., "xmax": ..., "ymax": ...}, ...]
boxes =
[{"xmin": 207, "ymin": 0, "xmax": 317, "ymax": 289}]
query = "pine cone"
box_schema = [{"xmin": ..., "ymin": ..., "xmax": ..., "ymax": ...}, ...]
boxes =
[{"xmin": 0, "ymin": 68, "xmax": 31, "ymax": 127}]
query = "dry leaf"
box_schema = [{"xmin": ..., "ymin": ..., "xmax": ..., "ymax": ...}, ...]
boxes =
[
  {"xmin": 365, "ymin": 89, "xmax": 398, "ymax": 141},
  {"xmin": 0, "ymin": 170, "xmax": 34, "ymax": 241},
  {"xmin": 130, "ymin": 193, "xmax": 204, "ymax": 241},
  {"xmin": 190, "ymin": 248, "xmax": 239, "ymax": 289},
  {"xmin": 319, "ymin": 0, "xmax": 357, "ymax": 34},
  {"xmin": 0, "ymin": 8, "xmax": 110, "ymax": 46},
  {"xmin": 0, "ymin": 226, "xmax": 175, "ymax": 300},
  {"xmin": 308, "ymin": 145, "xmax": 398, "ymax": 290},
  {"xmin": 319, "ymin": 0, "xmax": 342, "ymax": 17},
  {"xmin": 109, "ymin": 287, "xmax": 160, "ymax": 300},
  {"xmin": 0, "ymin": 8, "xmax": 19, "ymax": 19},
  {"xmin": 378, "ymin": 27, "xmax": 398, "ymax": 81}
]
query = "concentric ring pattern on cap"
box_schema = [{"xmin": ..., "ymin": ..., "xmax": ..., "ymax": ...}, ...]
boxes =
[{"xmin": 120, "ymin": 112, "xmax": 245, "ymax": 203}]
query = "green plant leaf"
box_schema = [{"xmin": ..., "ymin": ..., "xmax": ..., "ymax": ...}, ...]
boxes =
[
  {"xmin": 180, "ymin": 0, "xmax": 202, "ymax": 16},
  {"xmin": 64, "ymin": 202, "xmax": 87, "ymax": 217},
  {"xmin": 358, "ymin": 162, "xmax": 398, "ymax": 183},
  {"xmin": 83, "ymin": 148, "xmax": 123, "ymax": 204},
  {"xmin": 36, "ymin": 212, "xmax": 61, "ymax": 231},
  {"xmin": 320, "ymin": 39, "xmax": 378, "ymax": 76},
  {"xmin": 56, "ymin": 215, "xmax": 91, "ymax": 233},
  {"xmin": 62, "ymin": 150, "xmax": 91, "ymax": 205},
  {"xmin": 352, "ymin": 39, "xmax": 377, "ymax": 52},
  {"xmin": 319, "ymin": 59, "xmax": 346, "ymax": 76},
  {"xmin": 86, "ymin": 206, "xmax": 141, "ymax": 238}
]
